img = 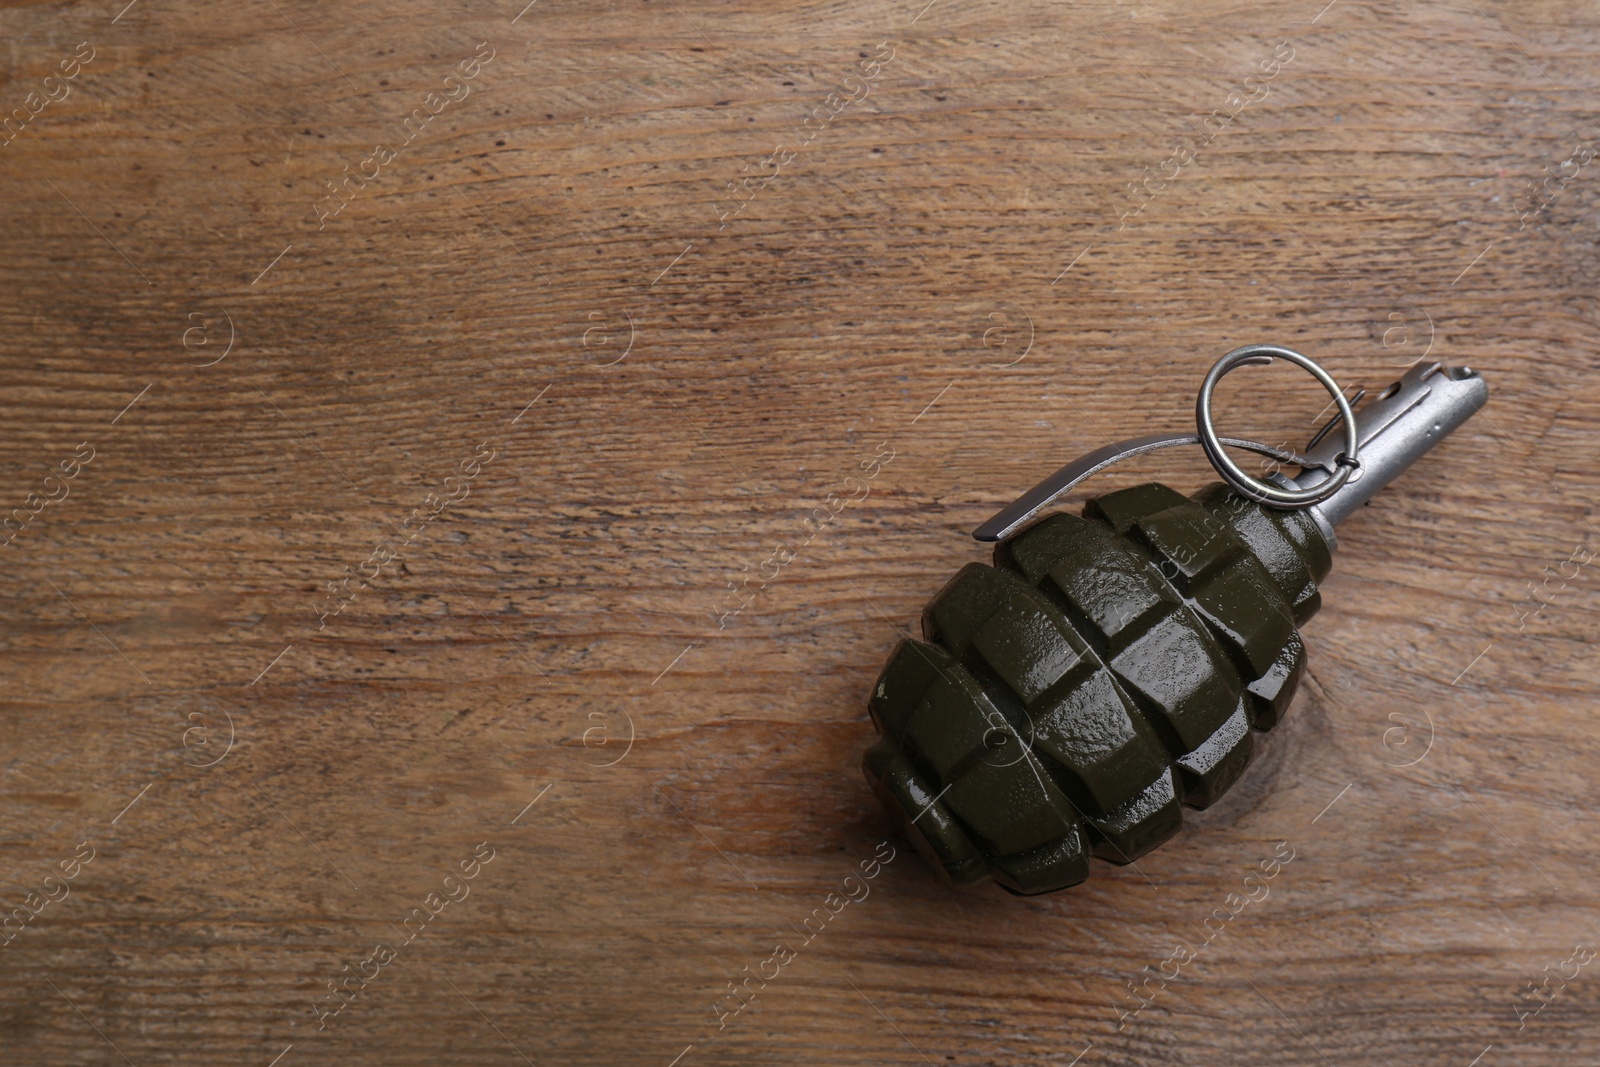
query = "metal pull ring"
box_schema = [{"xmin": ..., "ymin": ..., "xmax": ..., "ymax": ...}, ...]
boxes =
[
  {"xmin": 972, "ymin": 344, "xmax": 1361, "ymax": 542},
  {"xmin": 1196, "ymin": 344, "xmax": 1360, "ymax": 509}
]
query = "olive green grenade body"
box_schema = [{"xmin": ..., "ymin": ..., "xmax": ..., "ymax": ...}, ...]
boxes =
[
  {"xmin": 862, "ymin": 355, "xmax": 1488, "ymax": 894},
  {"xmin": 863, "ymin": 481, "xmax": 1331, "ymax": 894}
]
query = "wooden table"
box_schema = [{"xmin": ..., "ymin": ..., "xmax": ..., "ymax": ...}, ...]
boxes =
[{"xmin": 2, "ymin": 1, "xmax": 1597, "ymax": 1063}]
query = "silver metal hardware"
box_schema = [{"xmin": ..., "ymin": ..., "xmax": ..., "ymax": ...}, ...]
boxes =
[{"xmin": 973, "ymin": 347, "xmax": 1486, "ymax": 544}]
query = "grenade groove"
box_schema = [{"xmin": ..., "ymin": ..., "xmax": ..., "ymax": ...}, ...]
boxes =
[{"xmin": 862, "ymin": 482, "xmax": 1332, "ymax": 895}]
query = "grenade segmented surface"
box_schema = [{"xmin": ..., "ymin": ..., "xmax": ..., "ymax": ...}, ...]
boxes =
[{"xmin": 862, "ymin": 482, "xmax": 1333, "ymax": 894}]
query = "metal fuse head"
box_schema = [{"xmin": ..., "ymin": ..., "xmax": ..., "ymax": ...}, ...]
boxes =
[{"xmin": 1289, "ymin": 360, "xmax": 1489, "ymax": 545}]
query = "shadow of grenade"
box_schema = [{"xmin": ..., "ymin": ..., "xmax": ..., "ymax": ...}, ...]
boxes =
[{"xmin": 863, "ymin": 349, "xmax": 1488, "ymax": 894}]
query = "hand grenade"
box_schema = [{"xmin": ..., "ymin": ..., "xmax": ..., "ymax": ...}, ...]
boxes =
[{"xmin": 862, "ymin": 348, "xmax": 1487, "ymax": 894}]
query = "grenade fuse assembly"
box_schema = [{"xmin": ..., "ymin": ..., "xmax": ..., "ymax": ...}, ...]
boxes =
[{"xmin": 862, "ymin": 347, "xmax": 1488, "ymax": 895}]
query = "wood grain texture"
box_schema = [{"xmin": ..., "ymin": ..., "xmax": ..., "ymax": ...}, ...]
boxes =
[{"xmin": 1, "ymin": 0, "xmax": 1598, "ymax": 1064}]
